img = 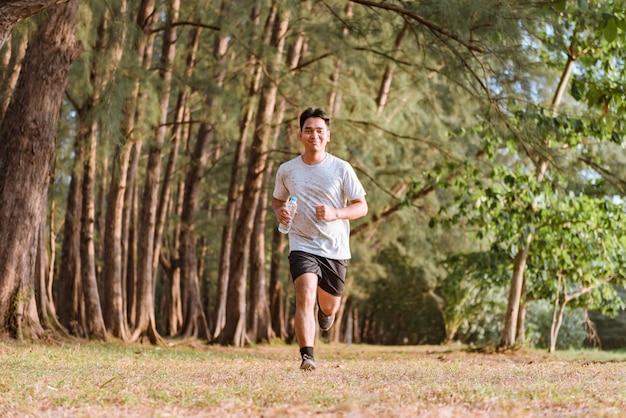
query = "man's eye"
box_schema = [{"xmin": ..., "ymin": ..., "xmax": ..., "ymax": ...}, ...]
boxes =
[{"xmin": 304, "ymin": 129, "xmax": 325, "ymax": 135}]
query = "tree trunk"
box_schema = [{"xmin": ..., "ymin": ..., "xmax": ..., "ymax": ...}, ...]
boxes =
[
  {"xmin": 375, "ymin": 22, "xmax": 409, "ymax": 116},
  {"xmin": 0, "ymin": 0, "xmax": 80, "ymax": 339},
  {"xmin": 213, "ymin": 1, "xmax": 264, "ymax": 339},
  {"xmin": 35, "ymin": 205, "xmax": 49, "ymax": 326},
  {"xmin": 44, "ymin": 196, "xmax": 61, "ymax": 330},
  {"xmin": 267, "ymin": 119, "xmax": 297, "ymax": 339},
  {"xmin": 549, "ymin": 275, "xmax": 565, "ymax": 354},
  {"xmin": 153, "ymin": 78, "xmax": 187, "ymax": 337},
  {"xmin": 120, "ymin": 0, "xmax": 157, "ymax": 333},
  {"xmin": 0, "ymin": 28, "xmax": 27, "ymax": 116},
  {"xmin": 97, "ymin": 0, "xmax": 130, "ymax": 341},
  {"xmin": 331, "ymin": 284, "xmax": 351, "ymax": 343},
  {"xmin": 248, "ymin": 185, "xmax": 274, "ymax": 343},
  {"xmin": 153, "ymin": 97, "xmax": 185, "ymax": 336},
  {"xmin": 248, "ymin": 81, "xmax": 283, "ymax": 344},
  {"xmin": 501, "ymin": 240, "xmax": 530, "ymax": 348},
  {"xmin": 158, "ymin": 258, "xmax": 182, "ymax": 337},
  {"xmin": 94, "ymin": 153, "xmax": 107, "ymax": 283},
  {"xmin": 500, "ymin": 54, "xmax": 575, "ymax": 348},
  {"xmin": 130, "ymin": 0, "xmax": 179, "ymax": 344},
  {"xmin": 269, "ymin": 234, "xmax": 287, "ymax": 338},
  {"xmin": 178, "ymin": 123, "xmax": 213, "ymax": 339},
  {"xmin": 328, "ymin": 3, "xmax": 351, "ymax": 115},
  {"xmin": 64, "ymin": 0, "xmax": 129, "ymax": 338},
  {"xmin": 352, "ymin": 307, "xmax": 361, "ymax": 343},
  {"xmin": 550, "ymin": 275, "xmax": 593, "ymax": 353},
  {"xmin": 80, "ymin": 123, "xmax": 107, "ymax": 340},
  {"xmin": 516, "ymin": 299, "xmax": 528, "ymax": 347},
  {"xmin": 124, "ymin": 143, "xmax": 141, "ymax": 328},
  {"xmin": 218, "ymin": 7, "xmax": 289, "ymax": 347},
  {"xmin": 157, "ymin": 26, "xmax": 198, "ymax": 336},
  {"xmin": 0, "ymin": 0, "xmax": 70, "ymax": 48},
  {"xmin": 159, "ymin": 165, "xmax": 187, "ymax": 336},
  {"xmin": 57, "ymin": 136, "xmax": 85, "ymax": 336},
  {"xmin": 257, "ymin": 6, "xmax": 305, "ymax": 343},
  {"xmin": 177, "ymin": 22, "xmax": 226, "ymax": 339},
  {"xmin": 103, "ymin": 139, "xmax": 133, "ymax": 339}
]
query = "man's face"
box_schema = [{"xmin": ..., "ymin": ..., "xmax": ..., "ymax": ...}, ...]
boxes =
[{"xmin": 300, "ymin": 117, "xmax": 329, "ymax": 153}]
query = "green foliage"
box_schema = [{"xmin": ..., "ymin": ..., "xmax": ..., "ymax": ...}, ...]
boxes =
[
  {"xmin": 588, "ymin": 287, "xmax": 626, "ymax": 349},
  {"xmin": 526, "ymin": 193, "xmax": 626, "ymax": 308},
  {"xmin": 433, "ymin": 126, "xmax": 626, "ymax": 339},
  {"xmin": 437, "ymin": 249, "xmax": 510, "ymax": 344},
  {"xmin": 526, "ymin": 300, "xmax": 588, "ymax": 349},
  {"xmin": 424, "ymin": 0, "xmax": 626, "ymax": 351},
  {"xmin": 363, "ymin": 246, "xmax": 446, "ymax": 345}
]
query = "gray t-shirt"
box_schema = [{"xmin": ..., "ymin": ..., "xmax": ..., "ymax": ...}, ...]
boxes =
[{"xmin": 273, "ymin": 153, "xmax": 366, "ymax": 259}]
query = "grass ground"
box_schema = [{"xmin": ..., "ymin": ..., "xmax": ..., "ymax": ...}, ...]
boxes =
[{"xmin": 1, "ymin": 338, "xmax": 625, "ymax": 417}]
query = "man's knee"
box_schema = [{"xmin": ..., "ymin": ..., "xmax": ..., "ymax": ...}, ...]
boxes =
[
  {"xmin": 317, "ymin": 288, "xmax": 341, "ymax": 315},
  {"xmin": 295, "ymin": 273, "xmax": 318, "ymax": 306}
]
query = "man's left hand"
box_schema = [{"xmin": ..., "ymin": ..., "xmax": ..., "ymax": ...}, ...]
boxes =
[{"xmin": 315, "ymin": 204, "xmax": 336, "ymax": 221}]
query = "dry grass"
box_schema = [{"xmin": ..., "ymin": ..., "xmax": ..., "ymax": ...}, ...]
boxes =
[{"xmin": 1, "ymin": 338, "xmax": 625, "ymax": 417}]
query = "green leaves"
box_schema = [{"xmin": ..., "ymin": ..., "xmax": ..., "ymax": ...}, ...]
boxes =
[
  {"xmin": 550, "ymin": 0, "xmax": 588, "ymax": 14},
  {"xmin": 431, "ymin": 99, "xmax": 626, "ymax": 342},
  {"xmin": 598, "ymin": 10, "xmax": 626, "ymax": 43},
  {"xmin": 553, "ymin": 0, "xmax": 567, "ymax": 13},
  {"xmin": 603, "ymin": 14, "xmax": 618, "ymax": 42}
]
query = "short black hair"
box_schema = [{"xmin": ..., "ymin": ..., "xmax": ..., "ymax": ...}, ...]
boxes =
[{"xmin": 299, "ymin": 107, "xmax": 330, "ymax": 131}]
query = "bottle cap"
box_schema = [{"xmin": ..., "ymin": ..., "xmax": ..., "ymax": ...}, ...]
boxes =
[{"xmin": 290, "ymin": 196, "xmax": 297, "ymax": 202}]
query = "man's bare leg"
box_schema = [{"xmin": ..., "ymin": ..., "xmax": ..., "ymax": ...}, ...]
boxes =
[
  {"xmin": 317, "ymin": 287, "xmax": 341, "ymax": 331},
  {"xmin": 294, "ymin": 273, "xmax": 318, "ymax": 369},
  {"xmin": 294, "ymin": 273, "xmax": 318, "ymax": 347}
]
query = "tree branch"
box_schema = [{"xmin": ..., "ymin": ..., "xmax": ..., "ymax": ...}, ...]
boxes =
[
  {"xmin": 348, "ymin": 0, "xmax": 486, "ymax": 53},
  {"xmin": 0, "ymin": 0, "xmax": 71, "ymax": 48},
  {"xmin": 351, "ymin": 182, "xmax": 435, "ymax": 237},
  {"xmin": 151, "ymin": 21, "xmax": 220, "ymax": 34},
  {"xmin": 578, "ymin": 156, "xmax": 626, "ymax": 195}
]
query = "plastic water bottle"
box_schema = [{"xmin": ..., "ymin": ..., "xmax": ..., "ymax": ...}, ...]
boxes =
[{"xmin": 278, "ymin": 196, "xmax": 297, "ymax": 234}]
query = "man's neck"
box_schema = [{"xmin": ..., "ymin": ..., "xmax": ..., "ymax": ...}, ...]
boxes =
[{"xmin": 301, "ymin": 151, "xmax": 327, "ymax": 165}]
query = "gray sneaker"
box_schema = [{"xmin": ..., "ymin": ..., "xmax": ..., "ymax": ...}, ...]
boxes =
[
  {"xmin": 317, "ymin": 306, "xmax": 335, "ymax": 332},
  {"xmin": 300, "ymin": 354, "xmax": 317, "ymax": 370}
]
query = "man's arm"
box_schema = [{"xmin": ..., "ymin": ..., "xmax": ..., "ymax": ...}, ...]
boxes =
[
  {"xmin": 315, "ymin": 196, "xmax": 368, "ymax": 221},
  {"xmin": 272, "ymin": 197, "xmax": 290, "ymax": 225}
]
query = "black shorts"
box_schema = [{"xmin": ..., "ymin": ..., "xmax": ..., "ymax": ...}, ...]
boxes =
[{"xmin": 288, "ymin": 251, "xmax": 347, "ymax": 297}]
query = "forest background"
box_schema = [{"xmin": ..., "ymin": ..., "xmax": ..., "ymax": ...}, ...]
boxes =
[{"xmin": 0, "ymin": 0, "xmax": 625, "ymax": 354}]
